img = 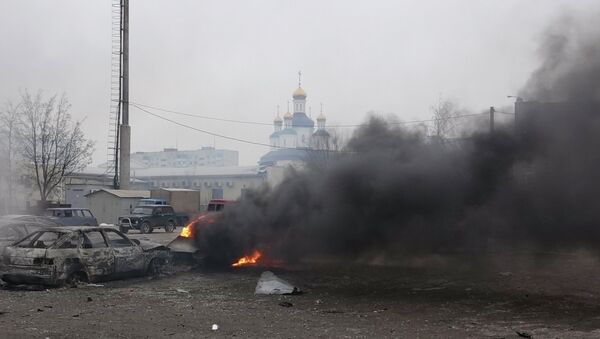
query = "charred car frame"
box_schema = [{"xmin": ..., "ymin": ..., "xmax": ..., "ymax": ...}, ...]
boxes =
[{"xmin": 0, "ymin": 226, "xmax": 170, "ymax": 286}]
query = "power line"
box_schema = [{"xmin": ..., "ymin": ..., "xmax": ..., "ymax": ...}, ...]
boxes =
[
  {"xmin": 133, "ymin": 104, "xmax": 356, "ymax": 154},
  {"xmin": 132, "ymin": 104, "xmax": 483, "ymax": 153},
  {"xmin": 130, "ymin": 102, "xmax": 489, "ymax": 128},
  {"xmin": 131, "ymin": 104, "xmax": 283, "ymax": 149}
]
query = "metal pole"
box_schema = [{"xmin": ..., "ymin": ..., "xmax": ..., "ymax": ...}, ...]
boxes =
[{"xmin": 119, "ymin": 0, "xmax": 131, "ymax": 189}]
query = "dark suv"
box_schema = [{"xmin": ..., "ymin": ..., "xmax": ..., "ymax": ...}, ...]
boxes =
[{"xmin": 117, "ymin": 205, "xmax": 178, "ymax": 234}]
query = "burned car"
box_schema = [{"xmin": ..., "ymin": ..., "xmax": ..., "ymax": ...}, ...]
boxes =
[
  {"xmin": 0, "ymin": 215, "xmax": 60, "ymax": 251},
  {"xmin": 0, "ymin": 226, "xmax": 170, "ymax": 286},
  {"xmin": 168, "ymin": 199, "xmax": 233, "ymax": 262}
]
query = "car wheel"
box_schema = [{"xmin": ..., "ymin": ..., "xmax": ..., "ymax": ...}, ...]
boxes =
[
  {"xmin": 140, "ymin": 222, "xmax": 151, "ymax": 234},
  {"xmin": 147, "ymin": 258, "xmax": 164, "ymax": 276},
  {"xmin": 66, "ymin": 271, "xmax": 88, "ymax": 287},
  {"xmin": 119, "ymin": 226, "xmax": 129, "ymax": 234},
  {"xmin": 165, "ymin": 221, "xmax": 175, "ymax": 233}
]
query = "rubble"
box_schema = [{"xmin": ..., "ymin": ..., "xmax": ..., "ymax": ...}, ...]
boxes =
[{"xmin": 255, "ymin": 271, "xmax": 301, "ymax": 295}]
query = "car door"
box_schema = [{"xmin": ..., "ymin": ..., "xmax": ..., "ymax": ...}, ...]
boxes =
[
  {"xmin": 80, "ymin": 230, "xmax": 115, "ymax": 277},
  {"xmin": 102, "ymin": 229, "xmax": 145, "ymax": 274},
  {"xmin": 156, "ymin": 207, "xmax": 167, "ymax": 226}
]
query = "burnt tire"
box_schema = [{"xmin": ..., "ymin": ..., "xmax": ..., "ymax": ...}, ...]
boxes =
[
  {"xmin": 66, "ymin": 271, "xmax": 88, "ymax": 287},
  {"xmin": 140, "ymin": 222, "xmax": 151, "ymax": 234},
  {"xmin": 165, "ymin": 221, "xmax": 175, "ymax": 233},
  {"xmin": 119, "ymin": 226, "xmax": 129, "ymax": 234},
  {"xmin": 147, "ymin": 258, "xmax": 164, "ymax": 276}
]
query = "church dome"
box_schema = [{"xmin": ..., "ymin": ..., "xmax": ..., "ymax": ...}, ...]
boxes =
[
  {"xmin": 284, "ymin": 111, "xmax": 293, "ymax": 119},
  {"xmin": 293, "ymin": 87, "xmax": 307, "ymax": 99},
  {"xmin": 274, "ymin": 115, "xmax": 283, "ymax": 123},
  {"xmin": 317, "ymin": 112, "xmax": 326, "ymax": 121}
]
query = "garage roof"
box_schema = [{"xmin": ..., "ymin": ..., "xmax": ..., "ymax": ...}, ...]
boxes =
[{"xmin": 85, "ymin": 189, "xmax": 150, "ymax": 198}]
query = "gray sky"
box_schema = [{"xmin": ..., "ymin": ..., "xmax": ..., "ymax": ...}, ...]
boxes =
[{"xmin": 1, "ymin": 0, "xmax": 597, "ymax": 166}]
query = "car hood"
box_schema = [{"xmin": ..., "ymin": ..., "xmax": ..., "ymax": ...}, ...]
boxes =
[
  {"xmin": 137, "ymin": 239, "xmax": 168, "ymax": 251},
  {"xmin": 121, "ymin": 214, "xmax": 149, "ymax": 219}
]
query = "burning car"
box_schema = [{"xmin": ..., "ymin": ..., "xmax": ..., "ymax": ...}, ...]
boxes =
[
  {"xmin": 0, "ymin": 226, "xmax": 170, "ymax": 286},
  {"xmin": 167, "ymin": 199, "xmax": 233, "ymax": 261},
  {"xmin": 167, "ymin": 199, "xmax": 266, "ymax": 267}
]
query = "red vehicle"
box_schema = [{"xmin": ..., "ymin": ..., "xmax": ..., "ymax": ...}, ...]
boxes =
[{"xmin": 167, "ymin": 199, "xmax": 233, "ymax": 259}]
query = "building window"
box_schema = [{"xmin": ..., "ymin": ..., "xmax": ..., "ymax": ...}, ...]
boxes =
[{"xmin": 211, "ymin": 188, "xmax": 223, "ymax": 199}]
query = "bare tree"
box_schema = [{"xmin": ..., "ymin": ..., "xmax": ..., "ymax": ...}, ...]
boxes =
[
  {"xmin": 0, "ymin": 101, "xmax": 22, "ymax": 212},
  {"xmin": 18, "ymin": 91, "xmax": 94, "ymax": 202},
  {"xmin": 430, "ymin": 97, "xmax": 458, "ymax": 138}
]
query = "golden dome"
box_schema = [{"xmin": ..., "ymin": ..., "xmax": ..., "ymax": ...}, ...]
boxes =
[
  {"xmin": 317, "ymin": 112, "xmax": 326, "ymax": 121},
  {"xmin": 283, "ymin": 111, "xmax": 293, "ymax": 119},
  {"xmin": 274, "ymin": 115, "xmax": 283, "ymax": 123},
  {"xmin": 293, "ymin": 87, "xmax": 307, "ymax": 98}
]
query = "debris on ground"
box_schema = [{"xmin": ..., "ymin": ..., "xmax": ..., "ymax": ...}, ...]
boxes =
[
  {"xmin": 175, "ymin": 288, "xmax": 190, "ymax": 294},
  {"xmin": 516, "ymin": 330, "xmax": 532, "ymax": 338},
  {"xmin": 255, "ymin": 271, "xmax": 301, "ymax": 295},
  {"xmin": 83, "ymin": 283, "xmax": 104, "ymax": 287},
  {"xmin": 499, "ymin": 272, "xmax": 514, "ymax": 277},
  {"xmin": 87, "ymin": 297, "xmax": 93, "ymax": 302},
  {"xmin": 279, "ymin": 301, "xmax": 293, "ymax": 307},
  {"xmin": 211, "ymin": 324, "xmax": 219, "ymax": 331}
]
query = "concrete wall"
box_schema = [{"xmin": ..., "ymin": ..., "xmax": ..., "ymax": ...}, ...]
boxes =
[
  {"xmin": 141, "ymin": 175, "xmax": 264, "ymax": 210},
  {"xmin": 87, "ymin": 192, "xmax": 145, "ymax": 225},
  {"xmin": 151, "ymin": 189, "xmax": 202, "ymax": 215}
]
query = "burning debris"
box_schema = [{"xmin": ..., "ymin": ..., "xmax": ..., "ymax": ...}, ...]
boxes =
[{"xmin": 231, "ymin": 250, "xmax": 262, "ymax": 267}]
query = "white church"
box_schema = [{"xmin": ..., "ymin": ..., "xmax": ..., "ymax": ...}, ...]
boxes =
[{"xmin": 259, "ymin": 80, "xmax": 331, "ymax": 170}]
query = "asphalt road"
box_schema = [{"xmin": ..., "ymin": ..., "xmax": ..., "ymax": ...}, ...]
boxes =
[
  {"xmin": 3, "ymin": 229, "xmax": 600, "ymax": 338},
  {"xmin": 3, "ymin": 254, "xmax": 600, "ymax": 338}
]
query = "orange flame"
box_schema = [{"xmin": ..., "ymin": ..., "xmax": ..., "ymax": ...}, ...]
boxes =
[
  {"xmin": 180, "ymin": 224, "xmax": 193, "ymax": 238},
  {"xmin": 231, "ymin": 250, "xmax": 262, "ymax": 267}
]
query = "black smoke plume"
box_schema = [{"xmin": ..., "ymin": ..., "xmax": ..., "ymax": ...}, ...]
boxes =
[{"xmin": 196, "ymin": 10, "xmax": 600, "ymax": 266}]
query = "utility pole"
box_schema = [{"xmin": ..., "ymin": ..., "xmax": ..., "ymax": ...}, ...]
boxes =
[
  {"xmin": 489, "ymin": 106, "xmax": 495, "ymax": 133},
  {"xmin": 119, "ymin": 0, "xmax": 131, "ymax": 189}
]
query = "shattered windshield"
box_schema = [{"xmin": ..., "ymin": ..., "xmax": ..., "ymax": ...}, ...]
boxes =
[
  {"xmin": 14, "ymin": 231, "xmax": 66, "ymax": 249},
  {"xmin": 131, "ymin": 207, "xmax": 153, "ymax": 215}
]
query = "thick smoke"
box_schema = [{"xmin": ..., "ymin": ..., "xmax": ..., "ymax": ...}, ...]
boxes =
[{"xmin": 197, "ymin": 10, "xmax": 600, "ymax": 265}]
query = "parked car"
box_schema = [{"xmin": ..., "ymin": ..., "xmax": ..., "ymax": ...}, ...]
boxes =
[
  {"xmin": 0, "ymin": 226, "xmax": 170, "ymax": 286},
  {"xmin": 117, "ymin": 205, "xmax": 187, "ymax": 234},
  {"xmin": 0, "ymin": 215, "xmax": 60, "ymax": 250},
  {"xmin": 168, "ymin": 199, "xmax": 233, "ymax": 259},
  {"xmin": 44, "ymin": 208, "xmax": 99, "ymax": 226},
  {"xmin": 136, "ymin": 198, "xmax": 168, "ymax": 207}
]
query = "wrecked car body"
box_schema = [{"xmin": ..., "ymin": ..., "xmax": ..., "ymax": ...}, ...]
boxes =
[
  {"xmin": 0, "ymin": 215, "xmax": 60, "ymax": 251},
  {"xmin": 0, "ymin": 226, "xmax": 170, "ymax": 286}
]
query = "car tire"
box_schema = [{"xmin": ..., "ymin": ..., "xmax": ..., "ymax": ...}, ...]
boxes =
[
  {"xmin": 165, "ymin": 221, "xmax": 175, "ymax": 233},
  {"xmin": 140, "ymin": 222, "xmax": 151, "ymax": 234},
  {"xmin": 66, "ymin": 271, "xmax": 88, "ymax": 287},
  {"xmin": 147, "ymin": 258, "xmax": 164, "ymax": 276},
  {"xmin": 119, "ymin": 226, "xmax": 129, "ymax": 234}
]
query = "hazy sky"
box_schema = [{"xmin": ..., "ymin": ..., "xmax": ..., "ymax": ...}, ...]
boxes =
[{"xmin": 1, "ymin": 0, "xmax": 598, "ymax": 166}]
